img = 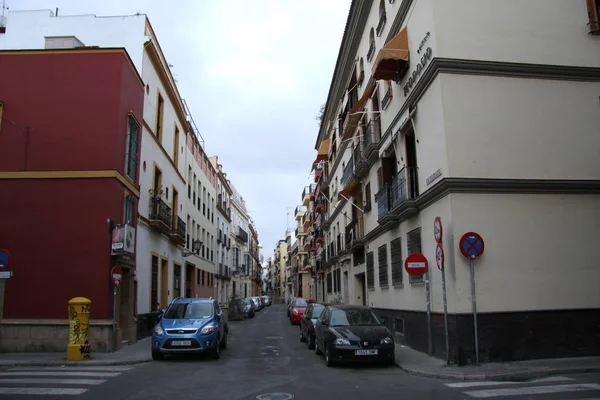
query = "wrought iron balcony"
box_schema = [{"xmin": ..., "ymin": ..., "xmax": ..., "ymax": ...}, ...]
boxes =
[
  {"xmin": 375, "ymin": 166, "xmax": 419, "ymax": 226},
  {"xmin": 169, "ymin": 215, "xmax": 186, "ymax": 245},
  {"xmin": 340, "ymin": 155, "xmax": 355, "ymax": 188},
  {"xmin": 236, "ymin": 226, "xmax": 249, "ymax": 243},
  {"xmin": 149, "ymin": 197, "xmax": 172, "ymax": 234}
]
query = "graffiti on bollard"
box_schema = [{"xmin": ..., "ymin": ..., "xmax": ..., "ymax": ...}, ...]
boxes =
[{"xmin": 67, "ymin": 297, "xmax": 92, "ymax": 361}]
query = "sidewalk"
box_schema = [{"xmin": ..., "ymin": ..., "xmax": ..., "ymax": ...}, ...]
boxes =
[
  {"xmin": 395, "ymin": 344, "xmax": 600, "ymax": 381},
  {"xmin": 0, "ymin": 337, "xmax": 152, "ymax": 367}
]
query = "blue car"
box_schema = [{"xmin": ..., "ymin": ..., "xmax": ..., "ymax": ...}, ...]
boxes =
[{"xmin": 151, "ymin": 297, "xmax": 228, "ymax": 360}]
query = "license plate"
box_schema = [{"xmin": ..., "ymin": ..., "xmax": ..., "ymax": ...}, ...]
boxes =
[
  {"xmin": 171, "ymin": 340, "xmax": 191, "ymax": 346},
  {"xmin": 355, "ymin": 349, "xmax": 378, "ymax": 356}
]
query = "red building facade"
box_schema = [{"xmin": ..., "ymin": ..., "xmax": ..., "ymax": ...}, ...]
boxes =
[{"xmin": 0, "ymin": 48, "xmax": 144, "ymax": 352}]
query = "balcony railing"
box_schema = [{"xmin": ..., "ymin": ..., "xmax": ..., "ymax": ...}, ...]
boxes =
[
  {"xmin": 375, "ymin": 167, "xmax": 419, "ymax": 222},
  {"xmin": 341, "ymin": 155, "xmax": 355, "ymax": 188},
  {"xmin": 149, "ymin": 197, "xmax": 172, "ymax": 232},
  {"xmin": 236, "ymin": 227, "xmax": 249, "ymax": 243},
  {"xmin": 302, "ymin": 184, "xmax": 316, "ymax": 200},
  {"xmin": 218, "ymin": 229, "xmax": 223, "ymax": 243},
  {"xmin": 170, "ymin": 216, "xmax": 186, "ymax": 244}
]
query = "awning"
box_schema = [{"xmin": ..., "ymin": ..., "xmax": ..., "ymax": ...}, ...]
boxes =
[
  {"xmin": 337, "ymin": 179, "xmax": 360, "ymax": 201},
  {"xmin": 341, "ymin": 83, "xmax": 376, "ymax": 141},
  {"xmin": 311, "ymin": 138, "xmax": 331, "ymax": 171},
  {"xmin": 372, "ymin": 27, "xmax": 410, "ymax": 81}
]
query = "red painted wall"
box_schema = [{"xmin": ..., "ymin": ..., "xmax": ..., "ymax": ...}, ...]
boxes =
[
  {"xmin": 0, "ymin": 50, "xmax": 143, "ymax": 174},
  {"xmin": 0, "ymin": 50, "xmax": 144, "ymax": 320}
]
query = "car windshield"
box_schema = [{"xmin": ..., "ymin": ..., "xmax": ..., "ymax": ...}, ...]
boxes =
[
  {"xmin": 294, "ymin": 299, "xmax": 309, "ymax": 307},
  {"xmin": 242, "ymin": 298, "xmax": 251, "ymax": 305},
  {"xmin": 329, "ymin": 309, "xmax": 381, "ymax": 326},
  {"xmin": 310, "ymin": 304, "xmax": 325, "ymax": 318},
  {"xmin": 164, "ymin": 303, "xmax": 213, "ymax": 320}
]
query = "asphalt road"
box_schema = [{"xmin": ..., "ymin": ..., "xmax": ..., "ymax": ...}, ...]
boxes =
[{"xmin": 1, "ymin": 304, "xmax": 599, "ymax": 400}]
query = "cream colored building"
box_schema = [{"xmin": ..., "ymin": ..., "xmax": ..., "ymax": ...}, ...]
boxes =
[{"xmin": 311, "ymin": 0, "xmax": 600, "ymax": 365}]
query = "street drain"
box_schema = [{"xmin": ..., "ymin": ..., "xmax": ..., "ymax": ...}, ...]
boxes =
[{"xmin": 256, "ymin": 393, "xmax": 294, "ymax": 400}]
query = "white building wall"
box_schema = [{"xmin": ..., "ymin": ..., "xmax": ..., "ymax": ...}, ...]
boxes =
[
  {"xmin": 441, "ymin": 74, "xmax": 600, "ymax": 180},
  {"xmin": 432, "ymin": 0, "xmax": 600, "ymax": 68},
  {"xmin": 183, "ymin": 145, "xmax": 217, "ymax": 295},
  {"xmin": 0, "ymin": 10, "xmax": 146, "ymax": 71}
]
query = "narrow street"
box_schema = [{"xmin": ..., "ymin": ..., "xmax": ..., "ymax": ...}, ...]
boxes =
[{"xmin": 0, "ymin": 305, "xmax": 599, "ymax": 400}]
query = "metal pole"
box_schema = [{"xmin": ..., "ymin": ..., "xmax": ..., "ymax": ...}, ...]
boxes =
[
  {"xmin": 441, "ymin": 266, "xmax": 450, "ymax": 365},
  {"xmin": 470, "ymin": 259, "xmax": 479, "ymax": 365},
  {"xmin": 112, "ymin": 286, "xmax": 118, "ymax": 352},
  {"xmin": 425, "ymin": 272, "xmax": 432, "ymax": 356}
]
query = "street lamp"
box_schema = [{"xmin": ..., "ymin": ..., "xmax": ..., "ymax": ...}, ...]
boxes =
[{"xmin": 181, "ymin": 240, "xmax": 202, "ymax": 257}]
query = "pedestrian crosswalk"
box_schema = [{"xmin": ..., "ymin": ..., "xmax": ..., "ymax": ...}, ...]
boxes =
[
  {"xmin": 0, "ymin": 365, "xmax": 133, "ymax": 396},
  {"xmin": 444, "ymin": 375, "xmax": 600, "ymax": 398}
]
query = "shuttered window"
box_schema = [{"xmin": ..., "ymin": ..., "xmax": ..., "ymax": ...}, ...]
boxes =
[
  {"xmin": 366, "ymin": 251, "xmax": 375, "ymax": 289},
  {"xmin": 407, "ymin": 228, "xmax": 423, "ymax": 284},
  {"xmin": 327, "ymin": 272, "xmax": 333, "ymax": 293},
  {"xmin": 378, "ymin": 244, "xmax": 388, "ymax": 287},
  {"xmin": 390, "ymin": 237, "xmax": 403, "ymax": 286}
]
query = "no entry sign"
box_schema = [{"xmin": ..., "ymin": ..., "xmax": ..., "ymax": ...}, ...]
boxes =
[
  {"xmin": 459, "ymin": 232, "xmax": 485, "ymax": 260},
  {"xmin": 111, "ymin": 266, "xmax": 123, "ymax": 287},
  {"xmin": 405, "ymin": 253, "xmax": 429, "ymax": 277}
]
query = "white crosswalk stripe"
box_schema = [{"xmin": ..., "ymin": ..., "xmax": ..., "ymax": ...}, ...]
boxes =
[
  {"xmin": 444, "ymin": 376, "xmax": 600, "ymax": 398},
  {"xmin": 0, "ymin": 366, "xmax": 134, "ymax": 396}
]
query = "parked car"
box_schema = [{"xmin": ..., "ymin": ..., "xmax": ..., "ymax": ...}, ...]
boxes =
[
  {"xmin": 314, "ymin": 304, "xmax": 395, "ymax": 367},
  {"xmin": 250, "ymin": 296, "xmax": 263, "ymax": 311},
  {"xmin": 289, "ymin": 298, "xmax": 315, "ymax": 325},
  {"xmin": 261, "ymin": 296, "xmax": 271, "ymax": 306},
  {"xmin": 151, "ymin": 297, "xmax": 228, "ymax": 361},
  {"xmin": 299, "ymin": 302, "xmax": 329, "ymax": 349},
  {"xmin": 241, "ymin": 298, "xmax": 256, "ymax": 318}
]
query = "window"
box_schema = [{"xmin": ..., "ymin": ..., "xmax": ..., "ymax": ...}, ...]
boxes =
[
  {"xmin": 124, "ymin": 195, "xmax": 136, "ymax": 224},
  {"xmin": 326, "ymin": 272, "xmax": 332, "ymax": 293},
  {"xmin": 366, "ymin": 251, "xmax": 375, "ymax": 289},
  {"xmin": 378, "ymin": 244, "xmax": 388, "ymax": 287},
  {"xmin": 587, "ymin": 0, "xmax": 600, "ymax": 33},
  {"xmin": 173, "ymin": 126, "xmax": 180, "ymax": 166},
  {"xmin": 407, "ymin": 228, "xmax": 423, "ymax": 284},
  {"xmin": 364, "ymin": 182, "xmax": 372, "ymax": 212},
  {"xmin": 390, "ymin": 237, "xmax": 403, "ymax": 286},
  {"xmin": 125, "ymin": 116, "xmax": 139, "ymax": 181},
  {"xmin": 155, "ymin": 93, "xmax": 164, "ymax": 142}
]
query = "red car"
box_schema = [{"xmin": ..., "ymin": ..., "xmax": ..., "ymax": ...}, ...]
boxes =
[{"xmin": 289, "ymin": 298, "xmax": 315, "ymax": 325}]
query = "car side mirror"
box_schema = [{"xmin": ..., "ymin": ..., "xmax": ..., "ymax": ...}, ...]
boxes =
[{"xmin": 156, "ymin": 313, "xmax": 163, "ymax": 322}]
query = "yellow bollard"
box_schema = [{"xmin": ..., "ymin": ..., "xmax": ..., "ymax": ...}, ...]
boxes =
[{"xmin": 67, "ymin": 297, "xmax": 91, "ymax": 361}]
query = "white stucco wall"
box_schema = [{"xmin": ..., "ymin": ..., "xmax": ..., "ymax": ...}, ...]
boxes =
[
  {"xmin": 448, "ymin": 192, "xmax": 600, "ymax": 313},
  {"xmin": 432, "ymin": 0, "xmax": 600, "ymax": 68},
  {"xmin": 441, "ymin": 74, "xmax": 600, "ymax": 180},
  {"xmin": 0, "ymin": 10, "xmax": 146, "ymax": 72}
]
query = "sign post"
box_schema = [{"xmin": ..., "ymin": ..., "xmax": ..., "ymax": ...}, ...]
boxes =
[
  {"xmin": 110, "ymin": 266, "xmax": 122, "ymax": 351},
  {"xmin": 405, "ymin": 253, "xmax": 432, "ymax": 355},
  {"xmin": 0, "ymin": 250, "xmax": 11, "ymax": 321},
  {"xmin": 459, "ymin": 232, "xmax": 485, "ymax": 365},
  {"xmin": 434, "ymin": 217, "xmax": 450, "ymax": 365}
]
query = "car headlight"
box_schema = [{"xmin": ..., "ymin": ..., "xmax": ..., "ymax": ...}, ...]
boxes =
[
  {"xmin": 334, "ymin": 338, "xmax": 351, "ymax": 346},
  {"xmin": 381, "ymin": 337, "xmax": 393, "ymax": 345},
  {"xmin": 153, "ymin": 325, "xmax": 164, "ymax": 336},
  {"xmin": 200, "ymin": 325, "xmax": 216, "ymax": 335}
]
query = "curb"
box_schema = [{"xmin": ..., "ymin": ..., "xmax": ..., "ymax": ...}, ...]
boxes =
[
  {"xmin": 396, "ymin": 364, "xmax": 600, "ymax": 381},
  {"xmin": 1, "ymin": 358, "xmax": 153, "ymax": 367}
]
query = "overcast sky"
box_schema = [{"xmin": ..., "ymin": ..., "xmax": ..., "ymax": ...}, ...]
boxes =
[{"xmin": 13, "ymin": 0, "xmax": 351, "ymax": 258}]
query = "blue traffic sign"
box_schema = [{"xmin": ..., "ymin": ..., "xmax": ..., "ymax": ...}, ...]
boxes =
[
  {"xmin": 459, "ymin": 232, "xmax": 485, "ymax": 260},
  {"xmin": 0, "ymin": 250, "xmax": 9, "ymax": 269}
]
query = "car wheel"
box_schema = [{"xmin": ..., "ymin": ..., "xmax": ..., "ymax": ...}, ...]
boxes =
[
  {"xmin": 151, "ymin": 349, "xmax": 164, "ymax": 361},
  {"xmin": 220, "ymin": 333, "xmax": 228, "ymax": 349},
  {"xmin": 308, "ymin": 335, "xmax": 315, "ymax": 350},
  {"xmin": 212, "ymin": 341, "xmax": 221, "ymax": 359},
  {"xmin": 315, "ymin": 341, "xmax": 322, "ymax": 355},
  {"xmin": 325, "ymin": 344, "xmax": 335, "ymax": 367}
]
